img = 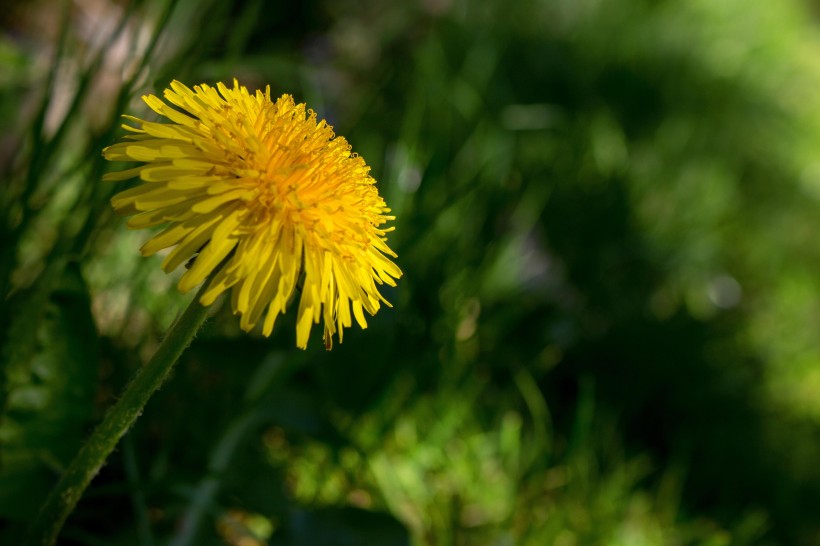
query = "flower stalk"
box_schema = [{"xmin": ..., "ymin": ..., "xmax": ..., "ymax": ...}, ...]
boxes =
[{"xmin": 25, "ymin": 282, "xmax": 213, "ymax": 546}]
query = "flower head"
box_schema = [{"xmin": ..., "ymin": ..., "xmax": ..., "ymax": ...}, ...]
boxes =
[{"xmin": 104, "ymin": 80, "xmax": 401, "ymax": 349}]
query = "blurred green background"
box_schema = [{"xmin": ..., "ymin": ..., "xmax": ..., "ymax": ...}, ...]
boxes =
[{"xmin": 4, "ymin": 0, "xmax": 820, "ymax": 544}]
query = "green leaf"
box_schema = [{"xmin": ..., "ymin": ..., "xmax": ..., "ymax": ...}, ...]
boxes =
[
  {"xmin": 0, "ymin": 263, "xmax": 99, "ymax": 523},
  {"xmin": 285, "ymin": 507, "xmax": 409, "ymax": 546}
]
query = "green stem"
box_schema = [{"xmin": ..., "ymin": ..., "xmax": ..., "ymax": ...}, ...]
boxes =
[{"xmin": 25, "ymin": 283, "xmax": 213, "ymax": 546}]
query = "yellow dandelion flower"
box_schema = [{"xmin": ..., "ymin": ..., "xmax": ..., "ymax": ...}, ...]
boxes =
[{"xmin": 103, "ymin": 80, "xmax": 401, "ymax": 349}]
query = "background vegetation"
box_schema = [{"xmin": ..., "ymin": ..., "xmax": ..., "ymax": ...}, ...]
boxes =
[{"xmin": 3, "ymin": 0, "xmax": 820, "ymax": 544}]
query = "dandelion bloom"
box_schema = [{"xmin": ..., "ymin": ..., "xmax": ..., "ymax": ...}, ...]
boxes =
[{"xmin": 103, "ymin": 80, "xmax": 401, "ymax": 349}]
